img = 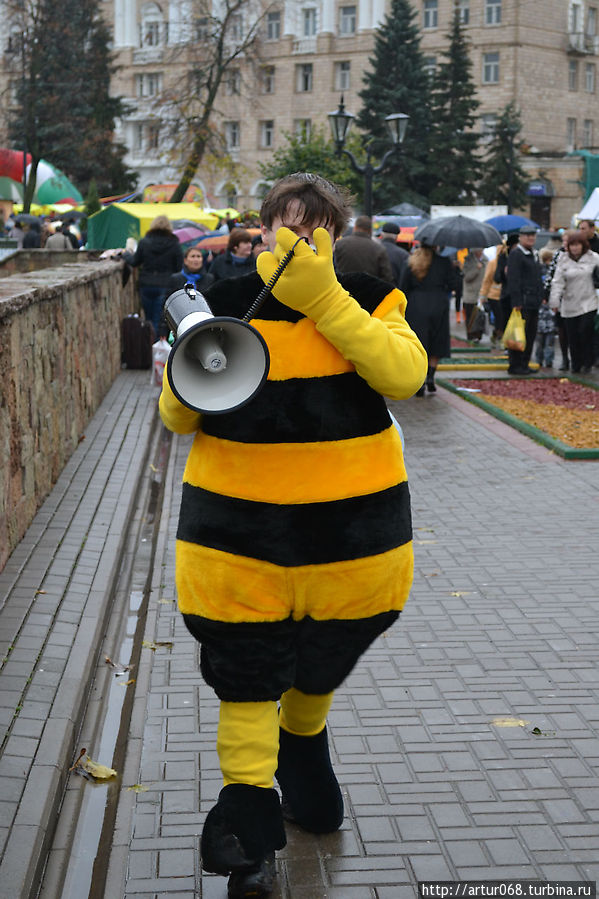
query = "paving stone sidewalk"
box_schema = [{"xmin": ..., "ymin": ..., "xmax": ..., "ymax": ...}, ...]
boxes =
[
  {"xmin": 3, "ymin": 368, "xmax": 599, "ymax": 898},
  {"xmin": 103, "ymin": 384, "xmax": 599, "ymax": 897},
  {"xmin": 0, "ymin": 371, "xmax": 159, "ymax": 899}
]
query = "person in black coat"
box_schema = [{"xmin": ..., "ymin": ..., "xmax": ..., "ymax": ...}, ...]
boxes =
[
  {"xmin": 125, "ymin": 215, "xmax": 184, "ymax": 332},
  {"xmin": 505, "ymin": 226, "xmax": 544, "ymax": 374},
  {"xmin": 168, "ymin": 245, "xmax": 215, "ymax": 296},
  {"xmin": 210, "ymin": 229, "xmax": 256, "ymax": 281},
  {"xmin": 400, "ymin": 243, "xmax": 458, "ymax": 395},
  {"xmin": 378, "ymin": 222, "xmax": 409, "ymax": 287}
]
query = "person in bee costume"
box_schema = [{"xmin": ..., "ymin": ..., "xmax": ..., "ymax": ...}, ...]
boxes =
[{"xmin": 159, "ymin": 173, "xmax": 427, "ymax": 898}]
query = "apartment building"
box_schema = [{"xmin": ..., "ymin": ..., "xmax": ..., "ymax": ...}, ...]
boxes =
[{"xmin": 2, "ymin": 1, "xmax": 597, "ymax": 223}]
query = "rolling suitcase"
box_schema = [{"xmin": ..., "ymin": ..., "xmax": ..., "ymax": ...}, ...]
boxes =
[{"xmin": 121, "ymin": 315, "xmax": 155, "ymax": 369}]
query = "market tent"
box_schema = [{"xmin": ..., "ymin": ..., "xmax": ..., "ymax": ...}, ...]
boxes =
[
  {"xmin": 575, "ymin": 187, "xmax": 599, "ymax": 222},
  {"xmin": 87, "ymin": 203, "xmax": 220, "ymax": 249}
]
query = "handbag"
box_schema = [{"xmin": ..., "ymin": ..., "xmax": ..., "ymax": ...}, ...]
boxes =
[
  {"xmin": 502, "ymin": 309, "xmax": 526, "ymax": 352},
  {"xmin": 467, "ymin": 306, "xmax": 487, "ymax": 340}
]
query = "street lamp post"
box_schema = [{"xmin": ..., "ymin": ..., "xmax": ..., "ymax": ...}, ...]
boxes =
[{"xmin": 328, "ymin": 96, "xmax": 409, "ymax": 218}]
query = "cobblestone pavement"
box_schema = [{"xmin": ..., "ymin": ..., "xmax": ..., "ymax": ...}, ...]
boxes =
[{"xmin": 2, "ymin": 365, "xmax": 599, "ymax": 899}]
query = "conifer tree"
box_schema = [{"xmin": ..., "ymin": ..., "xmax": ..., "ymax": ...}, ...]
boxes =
[
  {"xmin": 356, "ymin": 0, "xmax": 435, "ymax": 210},
  {"xmin": 5, "ymin": 0, "xmax": 135, "ymax": 208},
  {"xmin": 478, "ymin": 103, "xmax": 529, "ymax": 211},
  {"xmin": 428, "ymin": 9, "xmax": 481, "ymax": 204}
]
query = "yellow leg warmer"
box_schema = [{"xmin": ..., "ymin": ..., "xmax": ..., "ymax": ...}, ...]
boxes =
[
  {"xmin": 217, "ymin": 701, "xmax": 280, "ymax": 789},
  {"xmin": 279, "ymin": 688, "xmax": 334, "ymax": 737}
]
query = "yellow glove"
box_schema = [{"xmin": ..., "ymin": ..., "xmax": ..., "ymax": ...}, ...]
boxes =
[{"xmin": 256, "ymin": 226, "xmax": 351, "ymax": 321}]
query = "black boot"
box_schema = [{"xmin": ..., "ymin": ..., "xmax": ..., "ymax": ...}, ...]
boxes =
[
  {"xmin": 201, "ymin": 784, "xmax": 286, "ymax": 897},
  {"xmin": 275, "ymin": 726, "xmax": 344, "ymax": 833},
  {"xmin": 426, "ymin": 366, "xmax": 437, "ymax": 393}
]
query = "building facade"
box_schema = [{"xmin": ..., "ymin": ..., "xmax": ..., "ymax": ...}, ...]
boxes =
[{"xmin": 1, "ymin": 0, "xmax": 597, "ymax": 224}]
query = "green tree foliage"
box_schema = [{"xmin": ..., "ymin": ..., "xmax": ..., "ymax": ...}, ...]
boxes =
[
  {"xmin": 428, "ymin": 10, "xmax": 481, "ymax": 203},
  {"xmin": 356, "ymin": 0, "xmax": 435, "ymax": 211},
  {"xmin": 6, "ymin": 0, "xmax": 136, "ymax": 210},
  {"xmin": 478, "ymin": 103, "xmax": 529, "ymax": 211},
  {"xmin": 258, "ymin": 127, "xmax": 363, "ymax": 198},
  {"xmin": 85, "ymin": 178, "xmax": 102, "ymax": 217}
]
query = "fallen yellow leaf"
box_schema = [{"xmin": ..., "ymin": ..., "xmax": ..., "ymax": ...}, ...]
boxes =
[{"xmin": 490, "ymin": 716, "xmax": 529, "ymax": 728}]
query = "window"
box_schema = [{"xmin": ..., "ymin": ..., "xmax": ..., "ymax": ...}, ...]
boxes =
[
  {"xmin": 225, "ymin": 121, "xmax": 240, "ymax": 150},
  {"xmin": 482, "ymin": 52, "xmax": 499, "ymax": 84},
  {"xmin": 456, "ymin": 0, "xmax": 469, "ymax": 25},
  {"xmin": 586, "ymin": 62, "xmax": 596, "ymax": 92},
  {"xmin": 335, "ymin": 60, "xmax": 351, "ymax": 91},
  {"xmin": 140, "ymin": 3, "xmax": 164, "ymax": 46},
  {"xmin": 570, "ymin": 1, "xmax": 583, "ymax": 32},
  {"xmin": 423, "ymin": 55, "xmax": 437, "ymax": 78},
  {"xmin": 481, "ymin": 113, "xmax": 498, "ymax": 140},
  {"xmin": 147, "ymin": 123, "xmax": 160, "ymax": 150},
  {"xmin": 296, "ymin": 63, "xmax": 313, "ymax": 92},
  {"xmin": 262, "ymin": 65, "xmax": 275, "ymax": 94},
  {"xmin": 303, "ymin": 7, "xmax": 317, "ymax": 36},
  {"xmin": 229, "ymin": 13, "xmax": 243, "ymax": 41},
  {"xmin": 423, "ymin": 0, "xmax": 438, "ymax": 28},
  {"xmin": 569, "ymin": 59, "xmax": 579, "ymax": 91},
  {"xmin": 294, "ymin": 119, "xmax": 312, "ymax": 140},
  {"xmin": 260, "ymin": 120, "xmax": 275, "ymax": 148},
  {"xmin": 587, "ymin": 7, "xmax": 597, "ymax": 35},
  {"xmin": 136, "ymin": 73, "xmax": 162, "ymax": 97},
  {"xmin": 583, "ymin": 119, "xmax": 594, "ymax": 146},
  {"xmin": 266, "ymin": 11, "xmax": 281, "ymax": 39},
  {"xmin": 133, "ymin": 123, "xmax": 144, "ymax": 151},
  {"xmin": 339, "ymin": 5, "xmax": 356, "ymax": 35},
  {"xmin": 226, "ymin": 68, "xmax": 241, "ymax": 95},
  {"xmin": 485, "ymin": 0, "xmax": 501, "ymax": 25},
  {"xmin": 195, "ymin": 17, "xmax": 211, "ymax": 39},
  {"xmin": 567, "ymin": 117, "xmax": 577, "ymax": 150}
]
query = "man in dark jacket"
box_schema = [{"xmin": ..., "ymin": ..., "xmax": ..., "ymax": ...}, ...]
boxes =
[
  {"xmin": 333, "ymin": 216, "xmax": 393, "ymax": 282},
  {"xmin": 378, "ymin": 222, "xmax": 409, "ymax": 288},
  {"xmin": 578, "ymin": 219, "xmax": 599, "ymax": 253},
  {"xmin": 506, "ymin": 225, "xmax": 544, "ymax": 374}
]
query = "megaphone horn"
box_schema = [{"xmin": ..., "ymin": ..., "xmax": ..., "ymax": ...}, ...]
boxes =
[{"xmin": 164, "ymin": 286, "xmax": 270, "ymax": 415}]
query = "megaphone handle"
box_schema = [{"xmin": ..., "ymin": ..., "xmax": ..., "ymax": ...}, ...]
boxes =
[{"xmin": 242, "ymin": 237, "xmax": 306, "ymax": 322}]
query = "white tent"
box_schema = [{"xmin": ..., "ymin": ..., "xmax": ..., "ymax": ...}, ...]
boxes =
[{"xmin": 576, "ymin": 187, "xmax": 599, "ymax": 222}]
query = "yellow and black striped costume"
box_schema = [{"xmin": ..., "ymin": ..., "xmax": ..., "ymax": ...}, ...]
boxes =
[{"xmin": 159, "ymin": 270, "xmax": 427, "ymax": 703}]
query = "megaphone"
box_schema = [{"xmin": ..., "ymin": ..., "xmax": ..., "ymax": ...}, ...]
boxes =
[{"xmin": 163, "ymin": 286, "xmax": 270, "ymax": 414}]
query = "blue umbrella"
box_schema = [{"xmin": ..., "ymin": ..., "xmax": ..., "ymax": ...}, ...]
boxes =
[{"xmin": 485, "ymin": 214, "xmax": 540, "ymax": 233}]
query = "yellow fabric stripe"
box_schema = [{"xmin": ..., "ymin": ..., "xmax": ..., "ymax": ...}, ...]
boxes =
[
  {"xmin": 183, "ymin": 426, "xmax": 406, "ymax": 504},
  {"xmin": 218, "ymin": 701, "xmax": 279, "ymax": 788},
  {"xmin": 253, "ymin": 317, "xmax": 354, "ymax": 380},
  {"xmin": 372, "ymin": 287, "xmax": 407, "ymax": 320},
  {"xmin": 176, "ymin": 540, "xmax": 413, "ymax": 623},
  {"xmin": 280, "ymin": 689, "xmax": 333, "ymax": 737}
]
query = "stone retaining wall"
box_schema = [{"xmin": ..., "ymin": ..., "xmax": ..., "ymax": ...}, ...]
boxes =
[{"xmin": 0, "ymin": 261, "xmax": 140, "ymax": 571}]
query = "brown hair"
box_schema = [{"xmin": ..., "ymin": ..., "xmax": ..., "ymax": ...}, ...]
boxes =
[
  {"xmin": 260, "ymin": 172, "xmax": 353, "ymax": 239},
  {"xmin": 228, "ymin": 229, "xmax": 253, "ymax": 252},
  {"xmin": 183, "ymin": 245, "xmax": 203, "ymax": 260},
  {"xmin": 408, "ymin": 246, "xmax": 434, "ymax": 281},
  {"xmin": 148, "ymin": 215, "xmax": 172, "ymax": 232},
  {"xmin": 565, "ymin": 230, "xmax": 589, "ymax": 257}
]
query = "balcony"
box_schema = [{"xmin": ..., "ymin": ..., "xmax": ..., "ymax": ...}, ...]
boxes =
[
  {"xmin": 292, "ymin": 37, "xmax": 317, "ymax": 54},
  {"xmin": 132, "ymin": 46, "xmax": 165, "ymax": 64},
  {"xmin": 567, "ymin": 31, "xmax": 599, "ymax": 54}
]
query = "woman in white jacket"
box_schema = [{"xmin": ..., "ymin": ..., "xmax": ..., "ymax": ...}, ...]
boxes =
[{"xmin": 549, "ymin": 230, "xmax": 599, "ymax": 373}]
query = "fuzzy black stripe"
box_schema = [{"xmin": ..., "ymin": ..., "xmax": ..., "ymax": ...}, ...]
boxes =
[
  {"xmin": 204, "ymin": 271, "xmax": 394, "ymax": 322},
  {"xmin": 183, "ymin": 611, "xmax": 400, "ymax": 701},
  {"xmin": 177, "ymin": 482, "xmax": 412, "ymax": 565},
  {"xmin": 201, "ymin": 373, "xmax": 391, "ymax": 443}
]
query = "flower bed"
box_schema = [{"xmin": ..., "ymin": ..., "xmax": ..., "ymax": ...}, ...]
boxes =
[{"xmin": 440, "ymin": 377, "xmax": 599, "ymax": 459}]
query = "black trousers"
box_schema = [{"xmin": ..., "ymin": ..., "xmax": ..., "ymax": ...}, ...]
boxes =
[
  {"xmin": 507, "ymin": 308, "xmax": 538, "ymax": 372},
  {"xmin": 564, "ymin": 311, "xmax": 596, "ymax": 371}
]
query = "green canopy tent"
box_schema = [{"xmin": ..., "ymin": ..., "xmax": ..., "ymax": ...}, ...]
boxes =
[{"xmin": 87, "ymin": 203, "xmax": 220, "ymax": 249}]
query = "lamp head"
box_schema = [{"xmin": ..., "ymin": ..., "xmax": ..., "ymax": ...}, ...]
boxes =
[
  {"xmin": 384, "ymin": 112, "xmax": 409, "ymax": 146},
  {"xmin": 328, "ymin": 95, "xmax": 355, "ymax": 152}
]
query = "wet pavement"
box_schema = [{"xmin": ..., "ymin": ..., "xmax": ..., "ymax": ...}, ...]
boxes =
[{"xmin": 1, "ymin": 329, "xmax": 599, "ymax": 898}]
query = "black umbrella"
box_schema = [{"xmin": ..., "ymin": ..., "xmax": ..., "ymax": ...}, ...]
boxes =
[
  {"xmin": 414, "ymin": 215, "xmax": 502, "ymax": 249},
  {"xmin": 15, "ymin": 213, "xmax": 42, "ymax": 225}
]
